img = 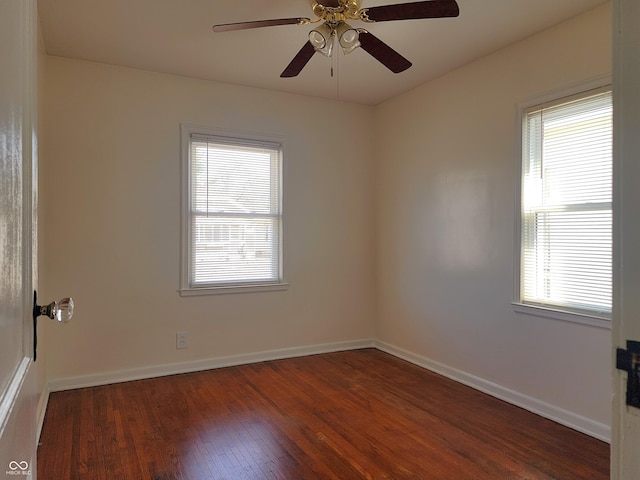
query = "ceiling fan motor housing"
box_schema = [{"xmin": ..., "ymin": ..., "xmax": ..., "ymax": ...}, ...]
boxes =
[{"xmin": 312, "ymin": 0, "xmax": 363, "ymax": 25}]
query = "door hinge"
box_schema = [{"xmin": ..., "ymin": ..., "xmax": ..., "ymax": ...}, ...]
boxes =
[{"xmin": 616, "ymin": 340, "xmax": 640, "ymax": 409}]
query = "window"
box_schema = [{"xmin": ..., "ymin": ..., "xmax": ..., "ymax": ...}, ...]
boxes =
[
  {"xmin": 180, "ymin": 125, "xmax": 286, "ymax": 295},
  {"xmin": 518, "ymin": 86, "xmax": 612, "ymax": 321}
]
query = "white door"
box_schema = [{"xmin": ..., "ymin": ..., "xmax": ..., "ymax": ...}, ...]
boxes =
[
  {"xmin": 0, "ymin": 0, "xmax": 39, "ymax": 477},
  {"xmin": 612, "ymin": 0, "xmax": 640, "ymax": 478}
]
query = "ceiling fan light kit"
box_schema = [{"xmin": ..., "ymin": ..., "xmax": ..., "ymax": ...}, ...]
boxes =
[
  {"xmin": 212, "ymin": 0, "xmax": 459, "ymax": 77},
  {"xmin": 309, "ymin": 21, "xmax": 360, "ymax": 57}
]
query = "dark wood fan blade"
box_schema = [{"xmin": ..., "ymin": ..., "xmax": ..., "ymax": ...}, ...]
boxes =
[
  {"xmin": 363, "ymin": 0, "xmax": 459, "ymax": 22},
  {"xmin": 213, "ymin": 17, "xmax": 309, "ymax": 32},
  {"xmin": 358, "ymin": 31, "xmax": 412, "ymax": 73},
  {"xmin": 280, "ymin": 41, "xmax": 316, "ymax": 78}
]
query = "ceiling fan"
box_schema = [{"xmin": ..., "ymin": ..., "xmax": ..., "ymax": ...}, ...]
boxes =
[{"xmin": 212, "ymin": 0, "xmax": 459, "ymax": 78}]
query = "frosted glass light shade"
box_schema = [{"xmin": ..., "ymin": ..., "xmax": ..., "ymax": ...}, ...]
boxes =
[
  {"xmin": 309, "ymin": 23, "xmax": 334, "ymax": 57},
  {"xmin": 337, "ymin": 22, "xmax": 360, "ymax": 54}
]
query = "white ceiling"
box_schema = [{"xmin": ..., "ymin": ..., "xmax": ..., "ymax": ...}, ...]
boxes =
[{"xmin": 38, "ymin": 0, "xmax": 608, "ymax": 105}]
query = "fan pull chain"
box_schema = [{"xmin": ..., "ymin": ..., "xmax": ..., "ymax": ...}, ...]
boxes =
[
  {"xmin": 331, "ymin": 49, "xmax": 334, "ymax": 78},
  {"xmin": 335, "ymin": 51, "xmax": 340, "ymax": 100}
]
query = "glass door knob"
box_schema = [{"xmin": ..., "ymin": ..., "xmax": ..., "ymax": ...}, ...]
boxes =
[
  {"xmin": 32, "ymin": 291, "xmax": 74, "ymax": 361},
  {"xmin": 36, "ymin": 297, "xmax": 74, "ymax": 323}
]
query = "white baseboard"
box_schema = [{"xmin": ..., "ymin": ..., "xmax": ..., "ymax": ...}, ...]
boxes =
[
  {"xmin": 375, "ymin": 340, "xmax": 611, "ymax": 443},
  {"xmin": 46, "ymin": 338, "xmax": 610, "ymax": 443},
  {"xmin": 48, "ymin": 339, "xmax": 376, "ymax": 392}
]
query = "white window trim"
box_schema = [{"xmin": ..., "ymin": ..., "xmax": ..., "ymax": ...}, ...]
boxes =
[
  {"xmin": 513, "ymin": 76, "xmax": 612, "ymax": 329},
  {"xmin": 179, "ymin": 124, "xmax": 288, "ymax": 296},
  {"xmin": 511, "ymin": 302, "xmax": 611, "ymax": 330}
]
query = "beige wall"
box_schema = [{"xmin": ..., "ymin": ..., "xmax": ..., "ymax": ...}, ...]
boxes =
[
  {"xmin": 40, "ymin": 57, "xmax": 376, "ymax": 381},
  {"xmin": 374, "ymin": 3, "xmax": 612, "ymax": 436},
  {"xmin": 40, "ymin": 3, "xmax": 612, "ymax": 439}
]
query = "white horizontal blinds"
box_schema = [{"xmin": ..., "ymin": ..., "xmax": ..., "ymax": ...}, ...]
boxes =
[
  {"xmin": 189, "ymin": 134, "xmax": 282, "ymax": 287},
  {"xmin": 522, "ymin": 88, "xmax": 612, "ymax": 317}
]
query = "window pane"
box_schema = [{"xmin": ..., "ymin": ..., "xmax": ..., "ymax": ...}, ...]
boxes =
[
  {"xmin": 538, "ymin": 102, "xmax": 612, "ymax": 206},
  {"xmin": 523, "ymin": 210, "xmax": 612, "ymax": 314},
  {"xmin": 191, "ymin": 215, "xmax": 280, "ymax": 285},
  {"xmin": 521, "ymin": 88, "xmax": 612, "ymax": 318},
  {"xmin": 188, "ymin": 133, "xmax": 282, "ymax": 288}
]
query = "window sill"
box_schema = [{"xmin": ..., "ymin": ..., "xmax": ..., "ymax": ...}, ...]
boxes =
[
  {"xmin": 512, "ymin": 302, "xmax": 611, "ymax": 330},
  {"xmin": 179, "ymin": 282, "xmax": 290, "ymax": 297}
]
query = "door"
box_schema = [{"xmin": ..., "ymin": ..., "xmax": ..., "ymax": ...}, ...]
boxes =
[
  {"xmin": 0, "ymin": 0, "xmax": 38, "ymax": 477},
  {"xmin": 612, "ymin": 0, "xmax": 640, "ymax": 478}
]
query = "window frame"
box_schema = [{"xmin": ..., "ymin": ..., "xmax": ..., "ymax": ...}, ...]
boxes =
[
  {"xmin": 179, "ymin": 124, "xmax": 288, "ymax": 296},
  {"xmin": 513, "ymin": 78, "xmax": 612, "ymax": 329}
]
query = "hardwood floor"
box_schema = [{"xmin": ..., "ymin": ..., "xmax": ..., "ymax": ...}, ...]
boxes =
[{"xmin": 38, "ymin": 349, "xmax": 609, "ymax": 479}]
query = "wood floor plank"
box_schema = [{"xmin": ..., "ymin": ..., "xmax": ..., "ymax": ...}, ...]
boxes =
[{"xmin": 38, "ymin": 349, "xmax": 609, "ymax": 479}]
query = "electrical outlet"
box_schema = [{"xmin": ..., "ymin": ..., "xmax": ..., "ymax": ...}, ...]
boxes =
[{"xmin": 176, "ymin": 331, "xmax": 188, "ymax": 349}]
